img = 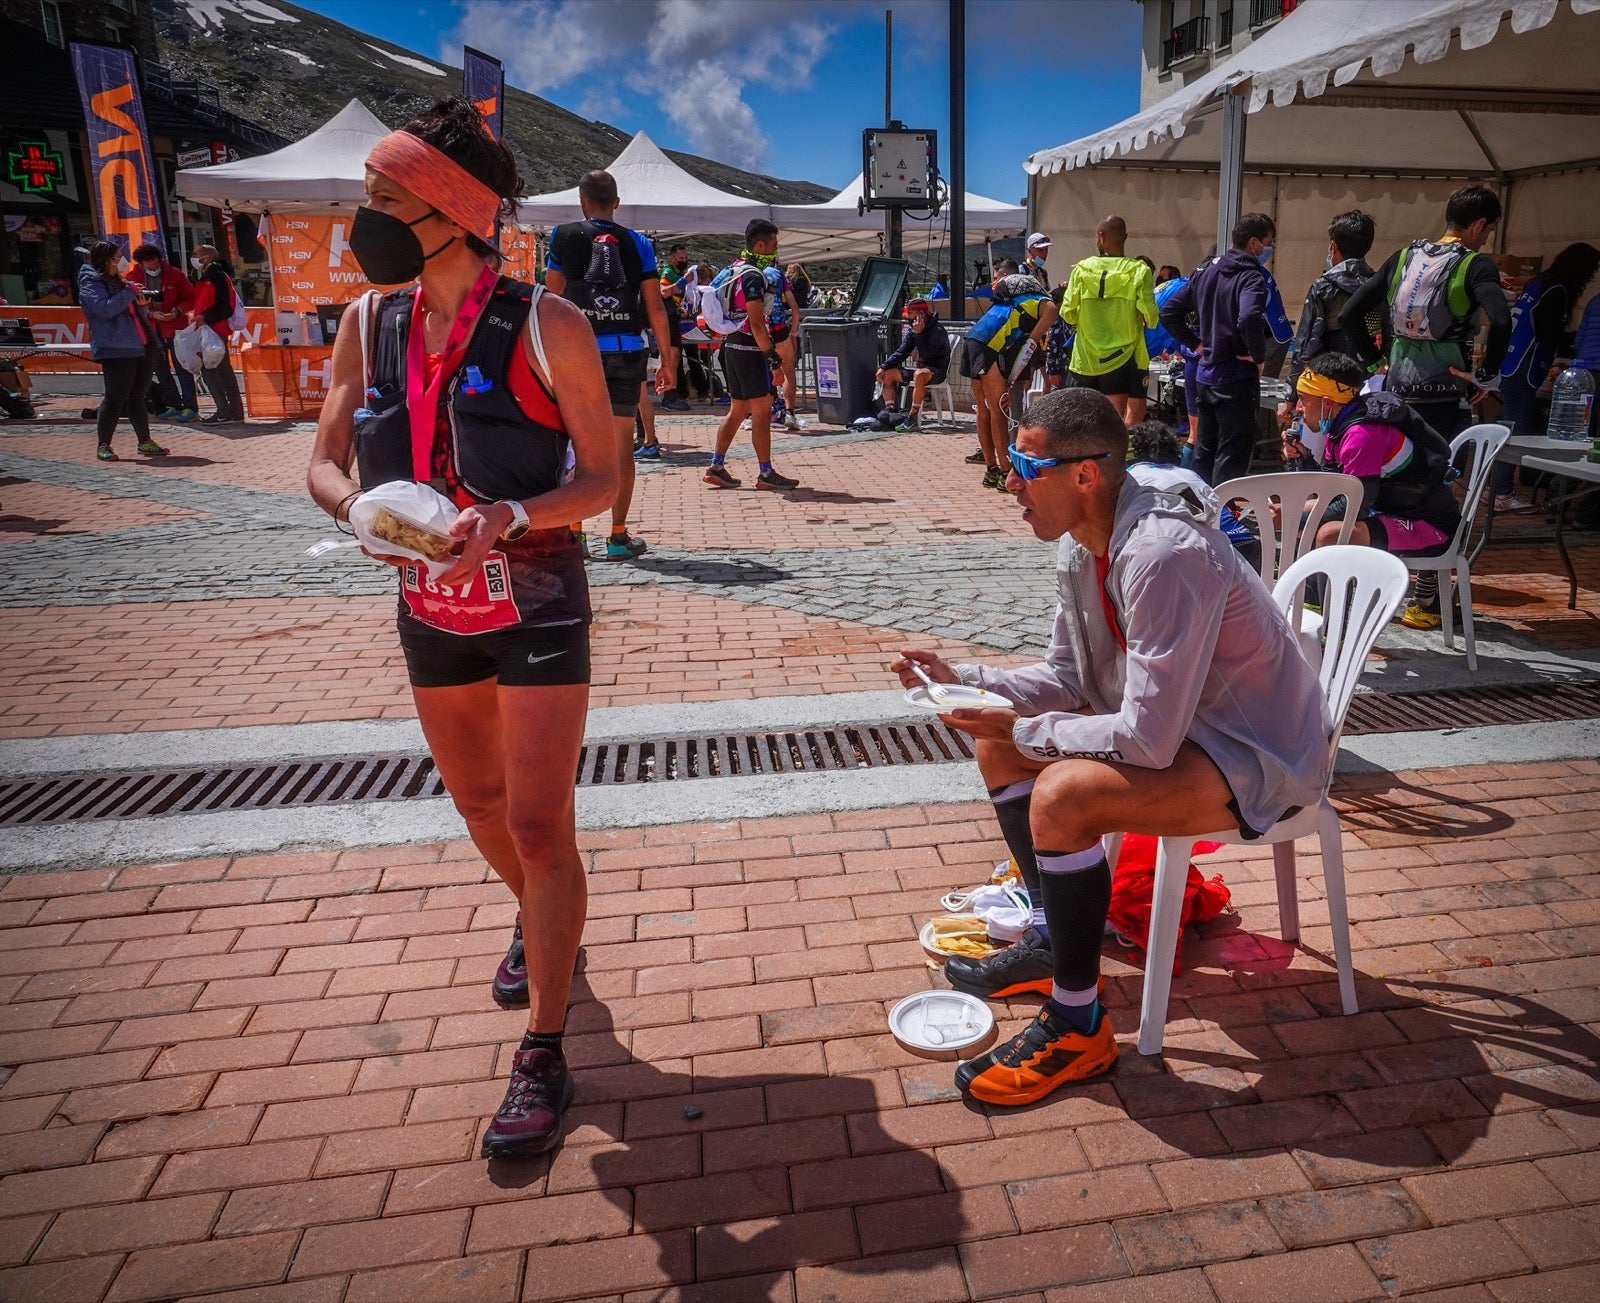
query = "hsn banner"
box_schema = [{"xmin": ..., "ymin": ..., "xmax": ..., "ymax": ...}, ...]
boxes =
[
  {"xmin": 262, "ymin": 214, "xmax": 374, "ymax": 313},
  {"xmin": 70, "ymin": 42, "xmax": 165, "ymax": 260},
  {"xmin": 463, "ymin": 47, "xmax": 504, "ymax": 140}
]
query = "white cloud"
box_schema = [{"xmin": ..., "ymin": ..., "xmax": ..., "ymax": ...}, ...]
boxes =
[{"xmin": 445, "ymin": 0, "xmax": 862, "ymax": 167}]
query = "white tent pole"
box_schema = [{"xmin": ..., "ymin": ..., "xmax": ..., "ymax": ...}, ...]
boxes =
[
  {"xmin": 1217, "ymin": 82, "xmax": 1247, "ymax": 256},
  {"xmin": 177, "ymin": 201, "xmax": 187, "ymax": 264}
]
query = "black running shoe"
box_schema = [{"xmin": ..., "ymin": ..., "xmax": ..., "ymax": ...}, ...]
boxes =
[
  {"xmin": 756, "ymin": 469, "xmax": 799, "ymax": 491},
  {"xmin": 492, "ymin": 913, "xmax": 528, "ymax": 1008},
  {"xmin": 964, "ymin": 449, "xmax": 986, "ymax": 464},
  {"xmin": 481, "ymin": 1048, "xmax": 573, "ymax": 1158},
  {"xmin": 944, "ymin": 926, "xmax": 1054, "ymax": 999},
  {"xmin": 703, "ymin": 464, "xmax": 740, "ymax": 489}
]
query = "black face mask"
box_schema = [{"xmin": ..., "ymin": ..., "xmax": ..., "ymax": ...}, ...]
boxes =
[{"xmin": 348, "ymin": 205, "xmax": 456, "ymax": 285}]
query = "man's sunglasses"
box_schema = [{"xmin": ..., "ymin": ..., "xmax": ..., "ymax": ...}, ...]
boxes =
[{"xmin": 1006, "ymin": 445, "xmax": 1113, "ymax": 482}]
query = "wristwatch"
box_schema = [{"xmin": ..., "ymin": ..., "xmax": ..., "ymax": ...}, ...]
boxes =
[{"xmin": 499, "ymin": 499, "xmax": 530, "ymax": 541}]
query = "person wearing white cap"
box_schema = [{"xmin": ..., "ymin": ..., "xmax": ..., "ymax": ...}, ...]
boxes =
[{"xmin": 1023, "ymin": 233, "xmax": 1052, "ymax": 290}]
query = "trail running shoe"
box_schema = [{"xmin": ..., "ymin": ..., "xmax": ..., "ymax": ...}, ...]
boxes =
[
  {"xmin": 783, "ymin": 408, "xmax": 803, "ymax": 431},
  {"xmin": 492, "ymin": 913, "xmax": 528, "ymax": 1008},
  {"xmin": 703, "ymin": 464, "xmax": 740, "ymax": 489},
  {"xmin": 981, "ymin": 466, "xmax": 1003, "ymax": 490},
  {"xmin": 659, "ymin": 394, "xmax": 691, "ymax": 412},
  {"xmin": 756, "ymin": 469, "xmax": 799, "ymax": 491},
  {"xmin": 955, "ymin": 1003, "xmax": 1118, "ymax": 1106},
  {"xmin": 943, "ymin": 926, "xmax": 1054, "ymax": 999},
  {"xmin": 1493, "ymin": 493, "xmax": 1536, "ymax": 514},
  {"xmin": 137, "ymin": 440, "xmax": 170, "ymax": 457},
  {"xmin": 174, "ymin": 408, "xmax": 197, "ymax": 422},
  {"xmin": 894, "ymin": 413, "xmax": 921, "ymax": 433},
  {"xmin": 1399, "ymin": 601, "xmax": 1442, "ymax": 630},
  {"xmin": 96, "ymin": 446, "xmax": 117, "ymax": 462},
  {"xmin": 965, "ymin": 449, "xmax": 987, "ymax": 464},
  {"xmin": 156, "ymin": 407, "xmax": 180, "ymax": 420},
  {"xmin": 606, "ymin": 530, "xmax": 648, "ymax": 560},
  {"xmin": 481, "ymin": 1048, "xmax": 573, "ymax": 1158},
  {"xmin": 633, "ymin": 443, "xmax": 661, "ymax": 461}
]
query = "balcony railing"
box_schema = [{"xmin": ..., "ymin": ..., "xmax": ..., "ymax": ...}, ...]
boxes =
[
  {"xmin": 1161, "ymin": 15, "xmax": 1210, "ymax": 70},
  {"xmin": 1249, "ymin": 0, "xmax": 1297, "ymax": 28},
  {"xmin": 1218, "ymin": 6, "xmax": 1235, "ymax": 49},
  {"xmin": 143, "ymin": 63, "xmax": 288, "ymax": 153}
]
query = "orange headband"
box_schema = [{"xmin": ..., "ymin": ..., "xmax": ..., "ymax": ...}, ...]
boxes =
[
  {"xmin": 1296, "ymin": 370, "xmax": 1358, "ymax": 405},
  {"xmin": 366, "ymin": 131, "xmax": 499, "ymax": 242}
]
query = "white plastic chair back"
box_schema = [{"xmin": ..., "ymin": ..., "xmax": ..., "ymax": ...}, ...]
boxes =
[
  {"xmin": 1443, "ymin": 423, "xmax": 1511, "ymax": 557},
  {"xmin": 1214, "ymin": 471, "xmax": 1363, "ymax": 585},
  {"xmin": 1274, "ymin": 546, "xmax": 1410, "ymax": 768}
]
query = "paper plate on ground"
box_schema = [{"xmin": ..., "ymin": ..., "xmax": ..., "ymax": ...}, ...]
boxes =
[
  {"xmin": 889, "ymin": 990, "xmax": 995, "ymax": 1060},
  {"xmin": 919, "ymin": 917, "xmax": 1004, "ymax": 963},
  {"xmin": 904, "ymin": 684, "xmax": 1012, "ymax": 712}
]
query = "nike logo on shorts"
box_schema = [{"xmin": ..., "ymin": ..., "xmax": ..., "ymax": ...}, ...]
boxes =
[{"xmin": 526, "ymin": 651, "xmax": 566, "ymax": 665}]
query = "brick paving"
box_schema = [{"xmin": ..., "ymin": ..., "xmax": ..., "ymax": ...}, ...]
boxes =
[
  {"xmin": 0, "ymin": 763, "xmax": 1596, "ymax": 1300},
  {"xmin": 4, "ymin": 393, "xmax": 1600, "ymax": 1298}
]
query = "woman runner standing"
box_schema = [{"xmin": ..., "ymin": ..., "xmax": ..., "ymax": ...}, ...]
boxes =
[{"xmin": 307, "ymin": 99, "xmax": 617, "ymax": 1159}]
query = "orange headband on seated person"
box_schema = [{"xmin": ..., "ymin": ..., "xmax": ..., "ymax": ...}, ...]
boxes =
[
  {"xmin": 365, "ymin": 130, "xmax": 500, "ymax": 242},
  {"xmin": 1295, "ymin": 370, "xmax": 1358, "ymax": 405}
]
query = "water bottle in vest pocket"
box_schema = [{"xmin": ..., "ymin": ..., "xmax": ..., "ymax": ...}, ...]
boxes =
[
  {"xmin": 697, "ymin": 267, "xmax": 747, "ymax": 339},
  {"xmin": 1389, "ymin": 240, "xmax": 1475, "ymax": 341}
]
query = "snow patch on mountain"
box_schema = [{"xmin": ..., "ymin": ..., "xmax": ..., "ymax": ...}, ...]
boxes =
[
  {"xmin": 364, "ymin": 44, "xmax": 447, "ymax": 77},
  {"xmin": 267, "ymin": 44, "xmax": 318, "ymax": 68},
  {"xmin": 182, "ymin": 0, "xmax": 300, "ymax": 31}
]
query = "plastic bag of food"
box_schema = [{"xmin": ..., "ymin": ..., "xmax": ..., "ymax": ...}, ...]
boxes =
[
  {"xmin": 173, "ymin": 321, "xmax": 219, "ymax": 375},
  {"xmin": 346, "ymin": 481, "xmax": 460, "ymax": 582}
]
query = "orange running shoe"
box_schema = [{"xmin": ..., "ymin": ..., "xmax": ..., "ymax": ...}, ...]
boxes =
[{"xmin": 955, "ymin": 1004, "xmax": 1118, "ymax": 1106}]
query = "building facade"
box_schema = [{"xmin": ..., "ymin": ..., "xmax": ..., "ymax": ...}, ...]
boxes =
[
  {"xmin": 0, "ymin": 0, "xmax": 282, "ymax": 304},
  {"xmin": 1137, "ymin": 0, "xmax": 1298, "ymax": 108}
]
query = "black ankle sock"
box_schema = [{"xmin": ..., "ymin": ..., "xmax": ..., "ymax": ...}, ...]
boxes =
[
  {"xmin": 1035, "ymin": 850, "xmax": 1112, "ymax": 992},
  {"xmin": 989, "ymin": 783, "xmax": 1040, "ymax": 893},
  {"xmin": 520, "ymin": 1030, "xmax": 564, "ymax": 1055}
]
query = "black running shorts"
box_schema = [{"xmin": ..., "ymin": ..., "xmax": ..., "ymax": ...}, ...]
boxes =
[
  {"xmin": 960, "ymin": 337, "xmax": 996, "ymax": 379},
  {"xmin": 399, "ymin": 620, "xmax": 592, "ymax": 689},
  {"xmin": 721, "ymin": 346, "xmax": 771, "ymax": 402},
  {"xmin": 601, "ymin": 351, "xmax": 649, "ymax": 417},
  {"xmin": 1069, "ymin": 356, "xmax": 1143, "ymax": 397}
]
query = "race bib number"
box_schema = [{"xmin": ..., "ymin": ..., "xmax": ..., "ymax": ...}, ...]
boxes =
[{"xmin": 401, "ymin": 552, "xmax": 521, "ymax": 634}]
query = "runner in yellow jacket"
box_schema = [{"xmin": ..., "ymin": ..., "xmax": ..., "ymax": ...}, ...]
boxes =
[{"xmin": 1062, "ymin": 216, "xmax": 1159, "ymax": 424}]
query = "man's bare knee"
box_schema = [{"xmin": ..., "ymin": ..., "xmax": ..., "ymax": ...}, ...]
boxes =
[{"xmin": 975, "ymin": 738, "xmax": 1042, "ymax": 788}]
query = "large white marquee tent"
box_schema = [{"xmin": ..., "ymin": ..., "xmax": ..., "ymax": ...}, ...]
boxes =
[{"xmin": 1025, "ymin": 0, "xmax": 1600, "ymax": 305}]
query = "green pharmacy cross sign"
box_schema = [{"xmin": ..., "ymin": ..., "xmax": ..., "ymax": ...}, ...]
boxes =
[{"xmin": 6, "ymin": 140, "xmax": 66, "ymax": 195}]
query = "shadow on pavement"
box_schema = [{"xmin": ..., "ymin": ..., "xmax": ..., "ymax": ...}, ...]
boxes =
[
  {"xmin": 483, "ymin": 971, "xmax": 968, "ymax": 1297},
  {"xmin": 630, "ymin": 555, "xmax": 791, "ymax": 586}
]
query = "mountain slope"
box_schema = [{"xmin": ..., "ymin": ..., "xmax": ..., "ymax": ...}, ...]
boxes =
[{"xmin": 152, "ymin": 0, "xmax": 831, "ymax": 203}]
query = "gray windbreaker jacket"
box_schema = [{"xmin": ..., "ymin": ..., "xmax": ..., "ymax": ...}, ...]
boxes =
[{"xmin": 955, "ymin": 471, "xmax": 1332, "ymax": 835}]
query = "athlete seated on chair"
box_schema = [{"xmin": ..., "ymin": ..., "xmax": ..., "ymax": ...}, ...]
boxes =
[
  {"xmin": 1285, "ymin": 352, "xmax": 1461, "ymax": 630},
  {"xmin": 891, "ymin": 388, "xmax": 1329, "ymax": 1107}
]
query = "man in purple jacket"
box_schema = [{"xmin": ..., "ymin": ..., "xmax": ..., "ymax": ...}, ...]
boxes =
[{"xmin": 1158, "ymin": 213, "xmax": 1275, "ymax": 487}]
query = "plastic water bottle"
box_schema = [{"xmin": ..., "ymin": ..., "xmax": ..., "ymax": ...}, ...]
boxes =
[{"xmin": 1547, "ymin": 366, "xmax": 1595, "ymax": 442}]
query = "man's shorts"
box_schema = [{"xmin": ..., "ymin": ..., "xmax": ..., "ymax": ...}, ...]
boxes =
[
  {"xmin": 398, "ymin": 620, "xmax": 592, "ymax": 689},
  {"xmin": 601, "ymin": 351, "xmax": 649, "ymax": 417},
  {"xmin": 960, "ymin": 337, "xmax": 997, "ymax": 380},
  {"xmin": 721, "ymin": 346, "xmax": 771, "ymax": 402},
  {"xmin": 1318, "ymin": 497, "xmax": 1455, "ymax": 556},
  {"xmin": 1069, "ymin": 355, "xmax": 1143, "ymax": 397},
  {"xmin": 883, "ymin": 363, "xmax": 949, "ymax": 387}
]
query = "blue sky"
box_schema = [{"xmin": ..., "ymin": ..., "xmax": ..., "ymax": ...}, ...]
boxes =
[{"xmin": 292, "ymin": 0, "xmax": 1144, "ymax": 200}]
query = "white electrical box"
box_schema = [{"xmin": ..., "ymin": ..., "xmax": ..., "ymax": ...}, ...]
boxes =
[{"xmin": 861, "ymin": 128, "xmax": 938, "ymax": 210}]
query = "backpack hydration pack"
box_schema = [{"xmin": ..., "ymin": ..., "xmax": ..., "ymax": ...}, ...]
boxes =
[
  {"xmin": 1389, "ymin": 240, "xmax": 1477, "ymax": 342},
  {"xmin": 553, "ymin": 220, "xmax": 644, "ymax": 333},
  {"xmin": 698, "ymin": 264, "xmax": 754, "ymax": 339}
]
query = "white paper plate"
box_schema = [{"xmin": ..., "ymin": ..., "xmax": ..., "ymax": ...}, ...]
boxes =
[
  {"xmin": 889, "ymin": 990, "xmax": 995, "ymax": 1060},
  {"xmin": 903, "ymin": 684, "xmax": 1013, "ymax": 712}
]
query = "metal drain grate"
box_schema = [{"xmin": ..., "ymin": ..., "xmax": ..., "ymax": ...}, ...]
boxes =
[
  {"xmin": 0, "ymin": 721, "xmax": 975, "ymax": 828},
  {"xmin": 3, "ymin": 681, "xmax": 1596, "ymax": 829},
  {"xmin": 1343, "ymin": 678, "xmax": 1600, "ymax": 736}
]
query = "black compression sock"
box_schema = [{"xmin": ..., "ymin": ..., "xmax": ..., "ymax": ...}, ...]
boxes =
[
  {"xmin": 520, "ymin": 1030, "xmax": 564, "ymax": 1055},
  {"xmin": 1036, "ymin": 848, "xmax": 1112, "ymax": 993},
  {"xmin": 988, "ymin": 780, "xmax": 1040, "ymax": 893}
]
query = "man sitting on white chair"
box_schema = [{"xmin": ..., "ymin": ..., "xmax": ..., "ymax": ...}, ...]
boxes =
[
  {"xmin": 891, "ymin": 388, "xmax": 1330, "ymax": 1108},
  {"xmin": 1287, "ymin": 352, "xmax": 1461, "ymax": 628}
]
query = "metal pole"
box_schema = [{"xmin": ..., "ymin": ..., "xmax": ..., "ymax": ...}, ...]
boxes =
[
  {"xmin": 885, "ymin": 10, "xmax": 893, "ymax": 122},
  {"xmin": 1216, "ymin": 83, "xmax": 1247, "ymax": 257},
  {"xmin": 949, "ymin": 0, "xmax": 966, "ymax": 305}
]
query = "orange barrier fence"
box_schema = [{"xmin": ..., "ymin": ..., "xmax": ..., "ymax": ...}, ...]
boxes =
[
  {"xmin": 240, "ymin": 344, "xmax": 334, "ymax": 421},
  {"xmin": 2, "ymin": 306, "xmax": 277, "ymax": 374}
]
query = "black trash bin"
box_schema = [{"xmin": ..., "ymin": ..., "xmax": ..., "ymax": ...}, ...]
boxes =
[{"xmin": 803, "ymin": 256, "xmax": 910, "ymax": 426}]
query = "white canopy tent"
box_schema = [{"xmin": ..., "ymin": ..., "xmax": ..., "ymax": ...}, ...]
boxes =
[
  {"xmin": 515, "ymin": 131, "xmax": 771, "ymax": 233},
  {"xmin": 175, "ymin": 99, "xmax": 390, "ymax": 212},
  {"xmin": 1025, "ymin": 0, "xmax": 1600, "ymax": 306},
  {"xmin": 771, "ymin": 175, "xmax": 1027, "ymax": 266}
]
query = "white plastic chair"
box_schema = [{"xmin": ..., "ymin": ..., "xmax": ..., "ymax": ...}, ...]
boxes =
[
  {"xmin": 1404, "ymin": 423, "xmax": 1510, "ymax": 672},
  {"xmin": 1103, "ymin": 546, "xmax": 1411, "ymax": 1057},
  {"xmin": 925, "ymin": 381, "xmax": 956, "ymax": 429},
  {"xmin": 1213, "ymin": 471, "xmax": 1364, "ymax": 585}
]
